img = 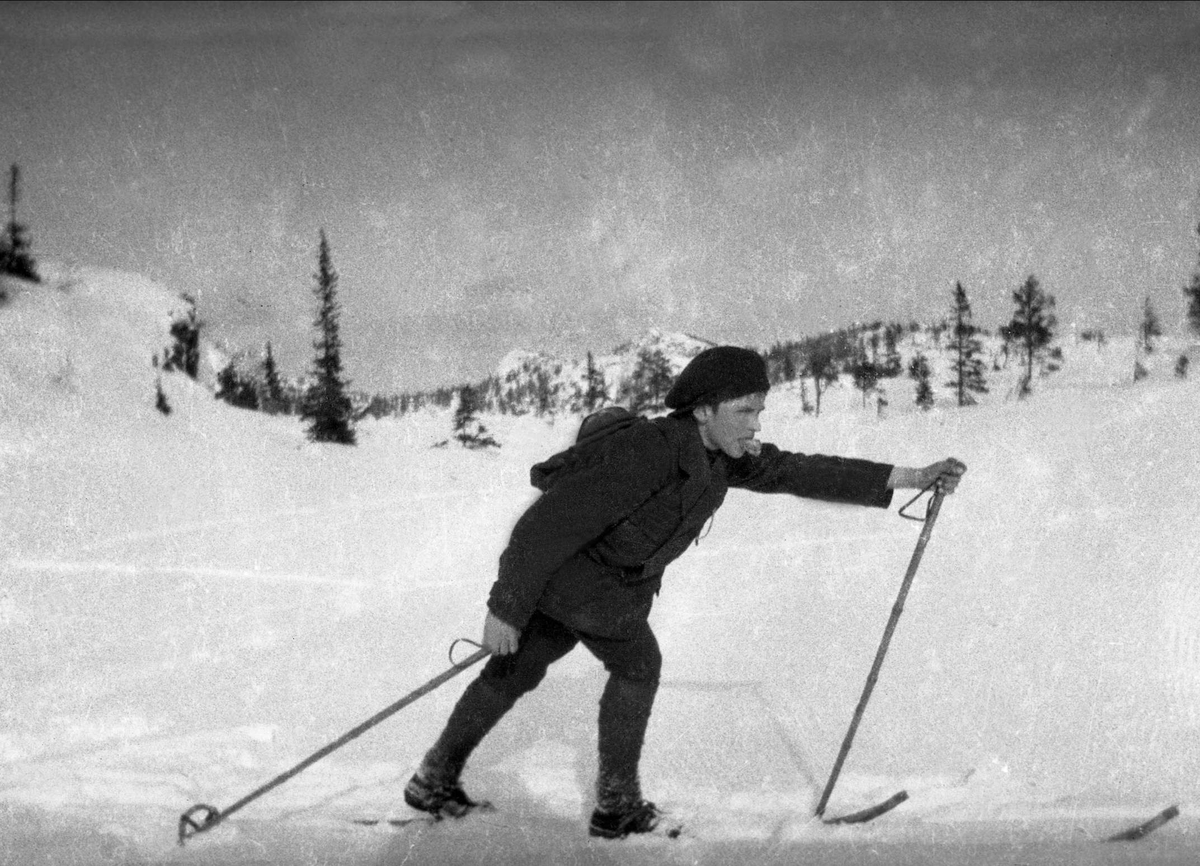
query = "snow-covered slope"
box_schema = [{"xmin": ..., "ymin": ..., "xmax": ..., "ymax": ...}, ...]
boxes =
[{"xmin": 1, "ymin": 266, "xmax": 1197, "ymax": 864}]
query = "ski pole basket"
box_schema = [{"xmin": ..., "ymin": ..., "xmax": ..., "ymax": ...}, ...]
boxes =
[{"xmin": 178, "ymin": 639, "xmax": 489, "ymax": 844}]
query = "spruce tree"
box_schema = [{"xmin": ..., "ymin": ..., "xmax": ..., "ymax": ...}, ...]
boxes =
[
  {"xmin": 155, "ymin": 376, "xmax": 172, "ymax": 415},
  {"xmin": 300, "ymin": 231, "xmax": 356, "ymax": 444},
  {"xmin": 262, "ymin": 341, "xmax": 286, "ymax": 413},
  {"xmin": 215, "ymin": 363, "xmax": 260, "ymax": 410},
  {"xmin": 850, "ymin": 340, "xmax": 879, "ymax": 408},
  {"xmin": 804, "ymin": 346, "xmax": 837, "ymax": 418},
  {"xmin": 799, "ymin": 378, "xmax": 813, "ymax": 415},
  {"xmin": 0, "ymin": 165, "xmax": 39, "ymax": 282},
  {"xmin": 583, "ymin": 351, "xmax": 607, "ymax": 412},
  {"xmin": 452, "ymin": 384, "xmax": 499, "ymax": 449},
  {"xmin": 880, "ymin": 324, "xmax": 903, "ymax": 377},
  {"xmin": 1140, "ymin": 296, "xmax": 1163, "ymax": 354},
  {"xmin": 152, "ymin": 355, "xmax": 172, "ymax": 415},
  {"xmin": 781, "ymin": 349, "xmax": 797, "ymax": 382},
  {"xmin": 1000, "ymin": 274, "xmax": 1057, "ymax": 397},
  {"xmin": 535, "ymin": 370, "xmax": 554, "ymax": 415},
  {"xmin": 1184, "ymin": 223, "xmax": 1200, "ymax": 339},
  {"xmin": 909, "ymin": 352, "xmax": 934, "ymax": 410},
  {"xmin": 945, "ymin": 281, "xmax": 989, "ymax": 406},
  {"xmin": 163, "ymin": 296, "xmax": 200, "ymax": 379},
  {"xmin": 625, "ymin": 348, "xmax": 673, "ymax": 412},
  {"xmin": 1135, "ymin": 295, "xmax": 1162, "ymax": 383}
]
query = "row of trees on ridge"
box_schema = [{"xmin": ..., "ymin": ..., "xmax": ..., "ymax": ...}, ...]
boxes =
[{"xmin": 10, "ymin": 162, "xmax": 1198, "ymax": 448}]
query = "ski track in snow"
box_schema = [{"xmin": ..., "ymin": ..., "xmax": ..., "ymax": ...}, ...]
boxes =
[
  {"xmin": 6, "ymin": 558, "xmax": 375, "ymax": 589},
  {"xmin": 57, "ymin": 490, "xmax": 462, "ymax": 556}
]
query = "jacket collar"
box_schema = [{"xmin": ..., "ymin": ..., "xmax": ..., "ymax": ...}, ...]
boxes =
[
  {"xmin": 655, "ymin": 413, "xmax": 708, "ymax": 475},
  {"xmin": 657, "ymin": 414, "xmax": 723, "ymax": 513}
]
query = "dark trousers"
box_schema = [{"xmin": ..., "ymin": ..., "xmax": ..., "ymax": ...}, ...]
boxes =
[{"xmin": 422, "ymin": 611, "xmax": 661, "ymax": 806}]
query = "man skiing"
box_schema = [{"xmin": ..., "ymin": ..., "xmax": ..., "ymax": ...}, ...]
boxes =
[{"xmin": 405, "ymin": 345, "xmax": 966, "ymax": 838}]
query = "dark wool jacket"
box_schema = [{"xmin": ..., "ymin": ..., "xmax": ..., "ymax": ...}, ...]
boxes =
[{"xmin": 487, "ymin": 413, "xmax": 895, "ymax": 639}]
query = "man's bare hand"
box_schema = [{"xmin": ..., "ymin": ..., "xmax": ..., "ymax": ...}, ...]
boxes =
[
  {"xmin": 920, "ymin": 458, "xmax": 967, "ymax": 493},
  {"xmin": 483, "ymin": 611, "xmax": 521, "ymax": 655}
]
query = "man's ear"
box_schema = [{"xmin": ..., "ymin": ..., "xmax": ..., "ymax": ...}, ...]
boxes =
[{"xmin": 691, "ymin": 404, "xmax": 713, "ymax": 424}]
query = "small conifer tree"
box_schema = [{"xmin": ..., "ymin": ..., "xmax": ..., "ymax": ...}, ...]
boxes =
[
  {"xmin": 215, "ymin": 363, "xmax": 260, "ymax": 410},
  {"xmin": 880, "ymin": 324, "xmax": 903, "ymax": 377},
  {"xmin": 909, "ymin": 352, "xmax": 934, "ymax": 410},
  {"xmin": 850, "ymin": 340, "xmax": 880, "ymax": 408},
  {"xmin": 1000, "ymin": 274, "xmax": 1057, "ymax": 397},
  {"xmin": 261, "ymin": 341, "xmax": 286, "ymax": 413},
  {"xmin": 535, "ymin": 370, "xmax": 554, "ymax": 415},
  {"xmin": 0, "ymin": 165, "xmax": 39, "ymax": 282},
  {"xmin": 300, "ymin": 231, "xmax": 356, "ymax": 444},
  {"xmin": 163, "ymin": 295, "xmax": 200, "ymax": 379},
  {"xmin": 945, "ymin": 281, "xmax": 989, "ymax": 406},
  {"xmin": 803, "ymin": 346, "xmax": 837, "ymax": 417},
  {"xmin": 452, "ymin": 384, "xmax": 499, "ymax": 449},
  {"xmin": 781, "ymin": 349, "xmax": 798, "ymax": 382},
  {"xmin": 1140, "ymin": 296, "xmax": 1163, "ymax": 354},
  {"xmin": 1184, "ymin": 223, "xmax": 1200, "ymax": 339},
  {"xmin": 583, "ymin": 351, "xmax": 607, "ymax": 412},
  {"xmin": 624, "ymin": 348, "xmax": 673, "ymax": 412},
  {"xmin": 152, "ymin": 355, "xmax": 172, "ymax": 415}
]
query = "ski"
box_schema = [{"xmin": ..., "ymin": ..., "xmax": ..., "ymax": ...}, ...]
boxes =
[
  {"xmin": 352, "ymin": 804, "xmax": 684, "ymax": 840},
  {"xmin": 353, "ymin": 800, "xmax": 494, "ymax": 830},
  {"xmin": 643, "ymin": 816, "xmax": 684, "ymax": 840},
  {"xmin": 1105, "ymin": 805, "xmax": 1180, "ymax": 842},
  {"xmin": 591, "ymin": 818, "xmax": 685, "ymax": 841},
  {"xmin": 353, "ymin": 815, "xmax": 440, "ymax": 830},
  {"xmin": 822, "ymin": 789, "xmax": 909, "ymax": 825}
]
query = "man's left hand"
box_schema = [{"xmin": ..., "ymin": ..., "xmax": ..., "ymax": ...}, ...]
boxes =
[{"xmin": 921, "ymin": 458, "xmax": 967, "ymax": 493}]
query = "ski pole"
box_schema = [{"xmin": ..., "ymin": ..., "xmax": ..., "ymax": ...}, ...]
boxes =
[
  {"xmin": 815, "ymin": 482, "xmax": 946, "ymax": 820},
  {"xmin": 179, "ymin": 640, "xmax": 490, "ymax": 844}
]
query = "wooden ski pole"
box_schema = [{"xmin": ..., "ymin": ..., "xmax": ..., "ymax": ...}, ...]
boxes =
[
  {"xmin": 179, "ymin": 641, "xmax": 490, "ymax": 844},
  {"xmin": 815, "ymin": 483, "xmax": 946, "ymax": 820}
]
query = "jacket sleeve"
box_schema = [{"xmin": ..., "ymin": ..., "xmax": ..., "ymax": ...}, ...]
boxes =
[
  {"xmin": 487, "ymin": 423, "xmax": 675, "ymax": 631},
  {"xmin": 725, "ymin": 442, "xmax": 894, "ymax": 508}
]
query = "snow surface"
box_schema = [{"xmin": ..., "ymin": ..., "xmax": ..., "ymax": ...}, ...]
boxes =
[{"xmin": 2, "ymin": 265, "xmax": 1198, "ymax": 864}]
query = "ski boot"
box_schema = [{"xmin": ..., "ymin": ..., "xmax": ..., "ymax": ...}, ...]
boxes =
[
  {"xmin": 588, "ymin": 798, "xmax": 661, "ymax": 839},
  {"xmin": 404, "ymin": 766, "xmax": 484, "ymax": 818}
]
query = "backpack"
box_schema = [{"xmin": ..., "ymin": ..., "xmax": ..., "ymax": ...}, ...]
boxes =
[
  {"xmin": 530, "ymin": 406, "xmax": 650, "ymax": 492},
  {"xmin": 530, "ymin": 407, "xmax": 710, "ymax": 583}
]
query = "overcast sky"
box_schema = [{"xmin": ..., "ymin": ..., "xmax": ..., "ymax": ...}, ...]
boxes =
[{"xmin": 4, "ymin": 1, "xmax": 1200, "ymax": 392}]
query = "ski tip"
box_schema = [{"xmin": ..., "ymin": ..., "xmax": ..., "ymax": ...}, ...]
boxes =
[{"xmin": 1105, "ymin": 805, "xmax": 1180, "ymax": 843}]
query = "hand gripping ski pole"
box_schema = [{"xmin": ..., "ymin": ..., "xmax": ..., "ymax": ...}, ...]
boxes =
[
  {"xmin": 178, "ymin": 639, "xmax": 489, "ymax": 844},
  {"xmin": 814, "ymin": 481, "xmax": 947, "ymax": 824}
]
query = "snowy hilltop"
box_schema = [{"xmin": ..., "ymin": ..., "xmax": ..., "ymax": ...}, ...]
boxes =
[
  {"xmin": 2, "ymin": 265, "xmax": 1198, "ymax": 865},
  {"xmin": 491, "ymin": 327, "xmax": 716, "ymax": 415}
]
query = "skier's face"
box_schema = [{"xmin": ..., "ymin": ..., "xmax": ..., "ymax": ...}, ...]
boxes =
[{"xmin": 695, "ymin": 393, "xmax": 765, "ymax": 458}]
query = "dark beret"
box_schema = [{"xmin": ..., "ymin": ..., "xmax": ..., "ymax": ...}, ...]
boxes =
[{"xmin": 664, "ymin": 346, "xmax": 770, "ymax": 410}]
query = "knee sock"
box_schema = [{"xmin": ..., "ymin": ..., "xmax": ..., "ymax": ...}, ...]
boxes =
[
  {"xmin": 595, "ymin": 674, "xmax": 658, "ymax": 810},
  {"xmin": 421, "ymin": 677, "xmax": 519, "ymax": 784}
]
